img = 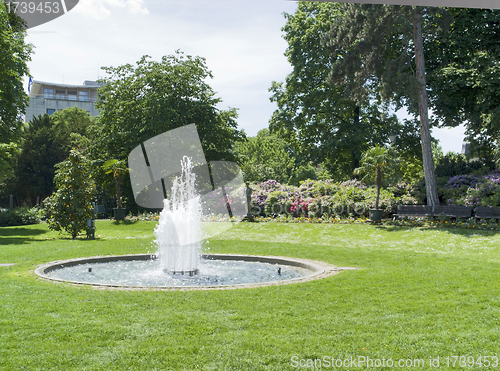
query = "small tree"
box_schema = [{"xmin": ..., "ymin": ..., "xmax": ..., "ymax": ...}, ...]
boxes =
[
  {"xmin": 44, "ymin": 150, "xmax": 95, "ymax": 239},
  {"xmin": 354, "ymin": 145, "xmax": 398, "ymax": 210},
  {"xmin": 101, "ymin": 159, "xmax": 128, "ymax": 209}
]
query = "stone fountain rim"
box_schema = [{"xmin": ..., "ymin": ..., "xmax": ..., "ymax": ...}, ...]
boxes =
[{"xmin": 34, "ymin": 253, "xmax": 347, "ymax": 291}]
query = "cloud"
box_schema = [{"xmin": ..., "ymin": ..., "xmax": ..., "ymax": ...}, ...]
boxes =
[{"xmin": 73, "ymin": 0, "xmax": 149, "ymax": 20}]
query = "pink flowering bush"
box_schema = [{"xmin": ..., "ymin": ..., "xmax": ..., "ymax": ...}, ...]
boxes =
[
  {"xmin": 250, "ymin": 178, "xmax": 418, "ymax": 218},
  {"xmin": 444, "ymin": 171, "xmax": 500, "ymax": 207}
]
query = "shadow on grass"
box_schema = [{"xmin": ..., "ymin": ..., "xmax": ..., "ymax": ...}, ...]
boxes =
[
  {"xmin": 375, "ymin": 224, "xmax": 500, "ymax": 237},
  {"xmin": 111, "ymin": 219, "xmax": 138, "ymax": 226},
  {"xmin": 0, "ymin": 227, "xmax": 48, "ymax": 237},
  {"xmin": 0, "ymin": 237, "xmax": 42, "ymax": 246}
]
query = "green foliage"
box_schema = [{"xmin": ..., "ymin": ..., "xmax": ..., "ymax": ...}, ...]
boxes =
[
  {"xmin": 101, "ymin": 158, "xmax": 129, "ymax": 209},
  {"xmin": 288, "ymin": 162, "xmax": 317, "ymax": 186},
  {"xmin": 0, "ymin": 142, "xmax": 18, "ymax": 185},
  {"xmin": 435, "ymin": 153, "xmax": 495, "ymax": 178},
  {"xmin": 92, "ymin": 52, "xmax": 245, "ymax": 211},
  {"xmin": 3, "ymin": 108, "xmax": 94, "ymax": 206},
  {"xmin": 93, "ymin": 52, "xmax": 245, "ymax": 162},
  {"xmin": 425, "ymin": 8, "xmax": 500, "ymax": 155},
  {"xmin": 354, "ymin": 145, "xmax": 399, "ymax": 209},
  {"xmin": 44, "ymin": 150, "xmax": 95, "ymax": 239},
  {"xmin": 251, "ymin": 178, "xmax": 418, "ymax": 219},
  {"xmin": 0, "ymin": 206, "xmax": 40, "ymax": 227},
  {"xmin": 50, "ymin": 106, "xmax": 94, "ymax": 150},
  {"xmin": 323, "ymin": 4, "xmax": 445, "ymax": 205},
  {"xmin": 12, "ymin": 114, "xmax": 70, "ymax": 204},
  {"xmin": 270, "ymin": 3, "xmax": 421, "ymax": 181},
  {"xmin": 441, "ymin": 172, "xmax": 500, "ymax": 207},
  {"xmin": 233, "ymin": 129, "xmax": 294, "ymax": 184},
  {"xmin": 0, "ymin": 3, "xmax": 33, "ymax": 144}
]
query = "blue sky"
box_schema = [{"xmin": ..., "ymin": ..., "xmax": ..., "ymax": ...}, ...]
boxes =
[{"xmin": 25, "ymin": 0, "xmax": 465, "ymax": 153}]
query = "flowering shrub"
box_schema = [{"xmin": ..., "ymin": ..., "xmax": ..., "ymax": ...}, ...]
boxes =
[
  {"xmin": 251, "ymin": 179, "xmax": 418, "ymax": 218},
  {"xmin": 298, "ymin": 179, "xmax": 339, "ymax": 198},
  {"xmin": 445, "ymin": 175, "xmax": 480, "ymax": 189},
  {"xmin": 444, "ymin": 171, "xmax": 500, "ymax": 207}
]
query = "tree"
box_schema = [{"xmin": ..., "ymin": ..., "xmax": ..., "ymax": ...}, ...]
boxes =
[
  {"xmin": 51, "ymin": 106, "xmax": 93, "ymax": 149},
  {"xmin": 0, "ymin": 3, "xmax": 32, "ymax": 143},
  {"xmin": 101, "ymin": 159, "xmax": 128, "ymax": 209},
  {"xmin": 92, "ymin": 52, "xmax": 245, "ymax": 163},
  {"xmin": 233, "ymin": 129, "xmax": 295, "ymax": 184},
  {"xmin": 12, "ymin": 108, "xmax": 93, "ymax": 205},
  {"xmin": 269, "ymin": 2, "xmax": 420, "ymax": 182},
  {"xmin": 44, "ymin": 150, "xmax": 95, "ymax": 239},
  {"xmin": 323, "ymin": 4, "xmax": 441, "ymax": 205},
  {"xmin": 91, "ymin": 52, "xmax": 246, "ymax": 209},
  {"xmin": 354, "ymin": 145, "xmax": 398, "ymax": 210},
  {"xmin": 0, "ymin": 142, "xmax": 18, "ymax": 185},
  {"xmin": 424, "ymin": 8, "xmax": 500, "ymax": 157}
]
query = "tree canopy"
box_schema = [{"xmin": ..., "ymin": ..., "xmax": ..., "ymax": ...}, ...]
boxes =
[
  {"xmin": 9, "ymin": 108, "xmax": 94, "ymax": 205},
  {"xmin": 320, "ymin": 4, "xmax": 446, "ymax": 204},
  {"xmin": 234, "ymin": 129, "xmax": 295, "ymax": 184},
  {"xmin": 0, "ymin": 2, "xmax": 32, "ymax": 143},
  {"xmin": 269, "ymin": 2, "xmax": 421, "ymax": 182},
  {"xmin": 44, "ymin": 149, "xmax": 95, "ymax": 239},
  {"xmin": 425, "ymin": 8, "xmax": 500, "ymax": 156},
  {"xmin": 92, "ymin": 52, "xmax": 245, "ymax": 163}
]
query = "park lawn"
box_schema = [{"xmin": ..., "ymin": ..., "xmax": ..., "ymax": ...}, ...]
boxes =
[{"xmin": 1, "ymin": 220, "xmax": 500, "ymax": 370}]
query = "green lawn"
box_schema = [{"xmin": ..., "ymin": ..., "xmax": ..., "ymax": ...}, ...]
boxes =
[{"xmin": 1, "ymin": 220, "xmax": 500, "ymax": 370}]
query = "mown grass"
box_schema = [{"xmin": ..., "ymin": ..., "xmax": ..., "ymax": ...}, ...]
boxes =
[{"xmin": 1, "ymin": 220, "xmax": 500, "ymax": 370}]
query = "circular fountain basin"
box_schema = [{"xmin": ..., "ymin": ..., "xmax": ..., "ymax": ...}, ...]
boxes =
[{"xmin": 34, "ymin": 254, "xmax": 340, "ymax": 290}]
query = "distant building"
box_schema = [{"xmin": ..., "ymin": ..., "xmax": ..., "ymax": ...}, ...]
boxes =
[{"xmin": 25, "ymin": 80, "xmax": 102, "ymax": 123}]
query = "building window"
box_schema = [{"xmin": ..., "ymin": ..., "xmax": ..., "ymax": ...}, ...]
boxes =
[
  {"xmin": 67, "ymin": 90, "xmax": 77, "ymax": 101},
  {"xmin": 43, "ymin": 88, "xmax": 54, "ymax": 99},
  {"xmin": 79, "ymin": 90, "xmax": 89, "ymax": 102},
  {"xmin": 56, "ymin": 89, "xmax": 65, "ymax": 99},
  {"xmin": 46, "ymin": 109, "xmax": 55, "ymax": 115}
]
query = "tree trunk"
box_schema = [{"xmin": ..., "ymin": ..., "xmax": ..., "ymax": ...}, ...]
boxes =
[
  {"xmin": 375, "ymin": 167, "xmax": 381, "ymax": 210},
  {"xmin": 412, "ymin": 7, "xmax": 439, "ymax": 207},
  {"xmin": 115, "ymin": 174, "xmax": 122, "ymax": 209}
]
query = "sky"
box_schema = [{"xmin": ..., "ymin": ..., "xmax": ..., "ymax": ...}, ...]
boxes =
[{"xmin": 25, "ymin": 0, "xmax": 466, "ymax": 154}]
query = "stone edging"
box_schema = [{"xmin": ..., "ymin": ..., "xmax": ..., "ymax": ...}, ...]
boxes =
[{"xmin": 34, "ymin": 254, "xmax": 357, "ymax": 291}]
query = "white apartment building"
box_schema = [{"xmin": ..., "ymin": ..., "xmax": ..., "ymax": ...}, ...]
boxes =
[{"xmin": 25, "ymin": 80, "xmax": 102, "ymax": 122}]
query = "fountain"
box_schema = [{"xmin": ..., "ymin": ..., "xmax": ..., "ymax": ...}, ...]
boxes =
[
  {"xmin": 34, "ymin": 125, "xmax": 342, "ymax": 289},
  {"xmin": 155, "ymin": 157, "xmax": 201, "ymax": 276}
]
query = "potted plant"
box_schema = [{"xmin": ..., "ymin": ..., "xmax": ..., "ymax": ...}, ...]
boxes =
[
  {"xmin": 354, "ymin": 145, "xmax": 397, "ymax": 223},
  {"xmin": 102, "ymin": 159, "xmax": 129, "ymax": 220}
]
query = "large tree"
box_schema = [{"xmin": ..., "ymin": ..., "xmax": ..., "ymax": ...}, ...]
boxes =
[
  {"xmin": 322, "ymin": 4, "xmax": 442, "ymax": 205},
  {"xmin": 11, "ymin": 108, "xmax": 93, "ymax": 205},
  {"xmin": 234, "ymin": 129, "xmax": 295, "ymax": 184},
  {"xmin": 0, "ymin": 2, "xmax": 32, "ymax": 192},
  {"xmin": 91, "ymin": 52, "xmax": 246, "ymax": 210},
  {"xmin": 92, "ymin": 52, "xmax": 245, "ymax": 163},
  {"xmin": 425, "ymin": 8, "xmax": 500, "ymax": 157},
  {"xmin": 269, "ymin": 2, "xmax": 420, "ymax": 182},
  {"xmin": 0, "ymin": 2, "xmax": 32, "ymax": 143}
]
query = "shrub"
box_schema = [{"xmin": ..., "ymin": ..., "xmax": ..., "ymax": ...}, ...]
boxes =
[
  {"xmin": 444, "ymin": 171, "xmax": 500, "ymax": 207},
  {"xmin": 44, "ymin": 150, "xmax": 95, "ymax": 239},
  {"xmin": 0, "ymin": 207, "xmax": 41, "ymax": 227}
]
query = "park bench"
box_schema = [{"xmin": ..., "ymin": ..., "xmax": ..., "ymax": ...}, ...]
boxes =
[
  {"xmin": 475, "ymin": 206, "xmax": 500, "ymax": 221},
  {"xmin": 93, "ymin": 204, "xmax": 106, "ymax": 217},
  {"xmin": 433, "ymin": 205, "xmax": 472, "ymax": 219},
  {"xmin": 394, "ymin": 205, "xmax": 433, "ymax": 219}
]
